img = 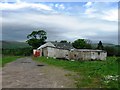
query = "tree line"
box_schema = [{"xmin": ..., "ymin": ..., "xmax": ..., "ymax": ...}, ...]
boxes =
[
  {"xmin": 2, "ymin": 29, "xmax": 120, "ymax": 56},
  {"xmin": 2, "ymin": 47, "xmax": 33, "ymax": 56}
]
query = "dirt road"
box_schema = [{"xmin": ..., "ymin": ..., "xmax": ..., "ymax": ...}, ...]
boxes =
[{"xmin": 2, "ymin": 57, "xmax": 76, "ymax": 88}]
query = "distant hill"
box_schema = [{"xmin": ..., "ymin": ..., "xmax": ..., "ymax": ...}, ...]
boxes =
[
  {"xmin": 0, "ymin": 40, "xmax": 117, "ymax": 49},
  {"xmin": 91, "ymin": 43, "xmax": 116, "ymax": 49},
  {"xmin": 0, "ymin": 40, "xmax": 31, "ymax": 49}
]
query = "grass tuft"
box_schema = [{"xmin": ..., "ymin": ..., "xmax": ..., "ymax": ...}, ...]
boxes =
[
  {"xmin": 1, "ymin": 56, "xmax": 22, "ymax": 67},
  {"xmin": 34, "ymin": 56, "xmax": 119, "ymax": 88}
]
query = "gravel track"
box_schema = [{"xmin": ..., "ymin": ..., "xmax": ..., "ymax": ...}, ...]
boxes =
[{"xmin": 2, "ymin": 57, "xmax": 76, "ymax": 88}]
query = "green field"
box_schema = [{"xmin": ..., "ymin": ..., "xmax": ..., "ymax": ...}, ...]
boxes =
[
  {"xmin": 0, "ymin": 57, "xmax": 2, "ymax": 67},
  {"xmin": 1, "ymin": 41, "xmax": 30, "ymax": 49},
  {"xmin": 34, "ymin": 56, "xmax": 119, "ymax": 88},
  {"xmin": 1, "ymin": 56, "xmax": 22, "ymax": 67}
]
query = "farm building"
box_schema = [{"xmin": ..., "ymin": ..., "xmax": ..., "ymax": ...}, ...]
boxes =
[
  {"xmin": 37, "ymin": 42, "xmax": 73, "ymax": 59},
  {"xmin": 70, "ymin": 49, "xmax": 107, "ymax": 60},
  {"xmin": 36, "ymin": 42, "xmax": 107, "ymax": 60}
]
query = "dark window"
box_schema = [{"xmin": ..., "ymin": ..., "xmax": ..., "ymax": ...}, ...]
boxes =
[
  {"xmin": 98, "ymin": 52, "xmax": 100, "ymax": 55},
  {"xmin": 74, "ymin": 54, "xmax": 76, "ymax": 57},
  {"xmin": 42, "ymin": 51, "xmax": 44, "ymax": 56}
]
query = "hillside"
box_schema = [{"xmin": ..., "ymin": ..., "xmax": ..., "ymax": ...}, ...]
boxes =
[
  {"xmin": 1, "ymin": 41, "xmax": 31, "ymax": 49},
  {"xmin": 91, "ymin": 43, "xmax": 116, "ymax": 49},
  {"xmin": 1, "ymin": 40, "xmax": 117, "ymax": 49}
]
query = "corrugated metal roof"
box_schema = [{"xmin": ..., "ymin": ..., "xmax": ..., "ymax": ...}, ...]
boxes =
[
  {"xmin": 72, "ymin": 49, "xmax": 105, "ymax": 52},
  {"xmin": 51, "ymin": 42, "xmax": 74, "ymax": 50},
  {"xmin": 37, "ymin": 42, "xmax": 106, "ymax": 52}
]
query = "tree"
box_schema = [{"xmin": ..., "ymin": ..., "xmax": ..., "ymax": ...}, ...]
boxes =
[
  {"xmin": 85, "ymin": 39, "xmax": 92, "ymax": 49},
  {"xmin": 103, "ymin": 46, "xmax": 115, "ymax": 56},
  {"xmin": 60, "ymin": 40, "xmax": 67, "ymax": 43},
  {"xmin": 72, "ymin": 39, "xmax": 92, "ymax": 49},
  {"xmin": 97, "ymin": 41, "xmax": 103, "ymax": 50},
  {"xmin": 26, "ymin": 30, "xmax": 47, "ymax": 49},
  {"xmin": 103, "ymin": 45, "xmax": 120, "ymax": 56}
]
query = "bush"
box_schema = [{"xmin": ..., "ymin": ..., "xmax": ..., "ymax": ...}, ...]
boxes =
[
  {"xmin": 2, "ymin": 47, "xmax": 33, "ymax": 56},
  {"xmin": 104, "ymin": 46, "xmax": 120, "ymax": 56}
]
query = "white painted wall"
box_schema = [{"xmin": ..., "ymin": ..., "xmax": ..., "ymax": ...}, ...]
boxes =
[{"xmin": 42, "ymin": 46, "xmax": 107, "ymax": 61}]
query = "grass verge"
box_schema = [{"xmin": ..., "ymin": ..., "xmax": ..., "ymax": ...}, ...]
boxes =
[
  {"xmin": 1, "ymin": 56, "xmax": 22, "ymax": 67},
  {"xmin": 33, "ymin": 56, "xmax": 119, "ymax": 88}
]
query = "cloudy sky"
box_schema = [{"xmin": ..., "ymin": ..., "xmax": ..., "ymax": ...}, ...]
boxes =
[{"xmin": 1, "ymin": 0, "xmax": 118, "ymax": 44}]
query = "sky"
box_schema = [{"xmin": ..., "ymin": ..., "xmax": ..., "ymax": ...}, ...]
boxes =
[{"xmin": 1, "ymin": 0, "xmax": 119, "ymax": 44}]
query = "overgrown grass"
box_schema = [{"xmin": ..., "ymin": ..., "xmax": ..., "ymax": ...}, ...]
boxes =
[
  {"xmin": 34, "ymin": 56, "xmax": 119, "ymax": 88},
  {"xmin": 0, "ymin": 57, "xmax": 2, "ymax": 67},
  {"xmin": 1, "ymin": 56, "xmax": 22, "ymax": 67}
]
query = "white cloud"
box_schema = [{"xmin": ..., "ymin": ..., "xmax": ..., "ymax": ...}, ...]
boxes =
[
  {"xmin": 84, "ymin": 8, "xmax": 97, "ymax": 17},
  {"xmin": 62, "ymin": 32, "xmax": 97, "ymax": 40},
  {"xmin": 84, "ymin": 2, "xmax": 118, "ymax": 22},
  {"xmin": 0, "ymin": 2, "xmax": 53, "ymax": 11},
  {"xmin": 55, "ymin": 4, "xmax": 59, "ymax": 8},
  {"xmin": 1, "ymin": 2, "xmax": 118, "ymax": 44},
  {"xmin": 85, "ymin": 8, "xmax": 118, "ymax": 22},
  {"xmin": 2, "ymin": 12, "xmax": 118, "ymax": 44},
  {"xmin": 3, "ymin": 13, "xmax": 117, "ymax": 33},
  {"xmin": 59, "ymin": 4, "xmax": 65, "ymax": 10},
  {"xmin": 16, "ymin": 0, "xmax": 21, "ymax": 3},
  {"xmin": 101, "ymin": 9, "xmax": 118, "ymax": 22},
  {"xmin": 84, "ymin": 2, "xmax": 92, "ymax": 8},
  {"xmin": 55, "ymin": 3, "xmax": 65, "ymax": 10}
]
